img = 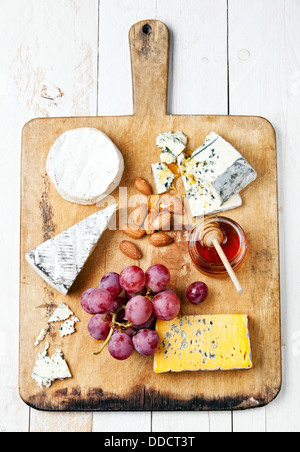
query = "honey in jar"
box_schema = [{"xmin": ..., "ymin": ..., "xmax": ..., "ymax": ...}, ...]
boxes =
[{"xmin": 188, "ymin": 216, "xmax": 248, "ymax": 278}]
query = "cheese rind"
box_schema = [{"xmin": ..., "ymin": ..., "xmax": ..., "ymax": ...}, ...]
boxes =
[
  {"xmin": 189, "ymin": 132, "xmax": 257, "ymax": 204},
  {"xmin": 46, "ymin": 128, "xmax": 124, "ymax": 205},
  {"xmin": 154, "ymin": 315, "xmax": 252, "ymax": 373},
  {"xmin": 178, "ymin": 153, "xmax": 242, "ymax": 217},
  {"xmin": 26, "ymin": 204, "xmax": 117, "ymax": 296}
]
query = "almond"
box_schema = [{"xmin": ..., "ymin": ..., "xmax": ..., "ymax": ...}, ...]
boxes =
[
  {"xmin": 143, "ymin": 209, "xmax": 159, "ymax": 235},
  {"xmin": 135, "ymin": 177, "xmax": 152, "ymax": 196},
  {"xmin": 160, "ymin": 193, "xmax": 184, "ymax": 215},
  {"xmin": 120, "ymin": 241, "xmax": 142, "ymax": 260},
  {"xmin": 150, "ymin": 232, "xmax": 173, "ymax": 247},
  {"xmin": 130, "ymin": 203, "xmax": 148, "ymax": 227},
  {"xmin": 121, "ymin": 223, "xmax": 146, "ymax": 239},
  {"xmin": 152, "ymin": 210, "xmax": 172, "ymax": 231}
]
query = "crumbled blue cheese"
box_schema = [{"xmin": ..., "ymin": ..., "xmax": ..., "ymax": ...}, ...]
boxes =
[
  {"xmin": 178, "ymin": 153, "xmax": 242, "ymax": 217},
  {"xmin": 188, "ymin": 132, "xmax": 257, "ymax": 204},
  {"xmin": 48, "ymin": 303, "xmax": 74, "ymax": 323},
  {"xmin": 32, "ymin": 343, "xmax": 72, "ymax": 389},
  {"xmin": 152, "ymin": 163, "xmax": 175, "ymax": 194},
  {"xmin": 34, "ymin": 328, "xmax": 48, "ymax": 347},
  {"xmin": 59, "ymin": 316, "xmax": 79, "ymax": 338},
  {"xmin": 156, "ymin": 131, "xmax": 187, "ymax": 164}
]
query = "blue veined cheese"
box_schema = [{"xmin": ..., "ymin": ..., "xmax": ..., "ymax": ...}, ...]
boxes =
[
  {"xmin": 188, "ymin": 132, "xmax": 257, "ymax": 204},
  {"xmin": 156, "ymin": 131, "xmax": 187, "ymax": 164},
  {"xmin": 48, "ymin": 303, "xmax": 74, "ymax": 323},
  {"xmin": 32, "ymin": 343, "xmax": 72, "ymax": 388},
  {"xmin": 59, "ymin": 316, "xmax": 79, "ymax": 337},
  {"xmin": 26, "ymin": 204, "xmax": 117, "ymax": 296},
  {"xmin": 178, "ymin": 153, "xmax": 242, "ymax": 217},
  {"xmin": 154, "ymin": 315, "xmax": 253, "ymax": 373},
  {"xmin": 34, "ymin": 328, "xmax": 48, "ymax": 347},
  {"xmin": 152, "ymin": 163, "xmax": 175, "ymax": 194}
]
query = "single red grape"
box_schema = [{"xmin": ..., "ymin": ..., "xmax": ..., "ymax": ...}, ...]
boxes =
[
  {"xmin": 81, "ymin": 288, "xmax": 96, "ymax": 314},
  {"xmin": 152, "ymin": 291, "xmax": 181, "ymax": 321},
  {"xmin": 108, "ymin": 332, "xmax": 133, "ymax": 360},
  {"xmin": 88, "ymin": 314, "xmax": 112, "ymax": 340},
  {"xmin": 125, "ymin": 295, "xmax": 153, "ymax": 325},
  {"xmin": 119, "ymin": 266, "xmax": 146, "ymax": 294},
  {"xmin": 133, "ymin": 329, "xmax": 161, "ymax": 356},
  {"xmin": 99, "ymin": 272, "xmax": 122, "ymax": 298},
  {"xmin": 145, "ymin": 264, "xmax": 170, "ymax": 293},
  {"xmin": 186, "ymin": 282, "xmax": 208, "ymax": 305},
  {"xmin": 88, "ymin": 288, "xmax": 114, "ymax": 314}
]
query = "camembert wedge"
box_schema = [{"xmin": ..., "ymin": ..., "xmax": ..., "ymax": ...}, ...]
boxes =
[
  {"xmin": 26, "ymin": 204, "xmax": 117, "ymax": 296},
  {"xmin": 154, "ymin": 315, "xmax": 252, "ymax": 373}
]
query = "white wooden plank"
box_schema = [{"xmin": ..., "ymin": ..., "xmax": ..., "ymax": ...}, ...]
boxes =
[
  {"xmin": 30, "ymin": 411, "xmax": 93, "ymax": 433},
  {"xmin": 98, "ymin": 0, "xmax": 157, "ymax": 116},
  {"xmin": 156, "ymin": 0, "xmax": 229, "ymax": 115},
  {"xmin": 92, "ymin": 412, "xmax": 151, "ymax": 433},
  {"xmin": 0, "ymin": 0, "xmax": 98, "ymax": 432},
  {"xmin": 152, "ymin": 411, "xmax": 232, "ymax": 433},
  {"xmin": 229, "ymin": 0, "xmax": 300, "ymax": 432}
]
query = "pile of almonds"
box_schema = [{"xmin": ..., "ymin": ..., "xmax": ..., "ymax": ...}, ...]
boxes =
[{"xmin": 119, "ymin": 177, "xmax": 184, "ymax": 260}]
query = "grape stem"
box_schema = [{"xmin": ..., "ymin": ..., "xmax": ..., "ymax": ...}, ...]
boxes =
[{"xmin": 92, "ymin": 305, "xmax": 132, "ymax": 356}]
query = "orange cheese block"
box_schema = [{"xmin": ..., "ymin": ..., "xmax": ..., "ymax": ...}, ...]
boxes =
[{"xmin": 154, "ymin": 315, "xmax": 252, "ymax": 373}]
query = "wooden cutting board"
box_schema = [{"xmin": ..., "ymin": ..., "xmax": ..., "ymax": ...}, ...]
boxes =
[{"xmin": 19, "ymin": 20, "xmax": 281, "ymax": 411}]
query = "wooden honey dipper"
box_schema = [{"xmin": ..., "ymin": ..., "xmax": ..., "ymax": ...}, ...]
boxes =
[{"xmin": 200, "ymin": 221, "xmax": 244, "ymax": 294}]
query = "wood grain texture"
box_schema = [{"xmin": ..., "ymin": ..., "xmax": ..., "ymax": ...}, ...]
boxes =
[{"xmin": 19, "ymin": 20, "xmax": 280, "ymax": 412}]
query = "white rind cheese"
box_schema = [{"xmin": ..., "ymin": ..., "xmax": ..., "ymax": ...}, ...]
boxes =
[
  {"xmin": 156, "ymin": 131, "xmax": 187, "ymax": 164},
  {"xmin": 189, "ymin": 131, "xmax": 257, "ymax": 204},
  {"xmin": 32, "ymin": 343, "xmax": 72, "ymax": 389},
  {"xmin": 152, "ymin": 163, "xmax": 175, "ymax": 194},
  {"xmin": 178, "ymin": 153, "xmax": 242, "ymax": 217},
  {"xmin": 46, "ymin": 128, "xmax": 124, "ymax": 205},
  {"xmin": 26, "ymin": 204, "xmax": 117, "ymax": 296}
]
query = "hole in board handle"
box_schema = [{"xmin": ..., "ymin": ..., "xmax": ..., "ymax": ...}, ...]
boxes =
[{"xmin": 142, "ymin": 24, "xmax": 152, "ymax": 35}]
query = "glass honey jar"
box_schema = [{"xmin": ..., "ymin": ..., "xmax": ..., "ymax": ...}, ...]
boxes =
[{"xmin": 188, "ymin": 216, "xmax": 248, "ymax": 278}]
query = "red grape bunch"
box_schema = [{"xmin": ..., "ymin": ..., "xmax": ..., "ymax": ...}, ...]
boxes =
[{"xmin": 81, "ymin": 264, "xmax": 182, "ymax": 361}]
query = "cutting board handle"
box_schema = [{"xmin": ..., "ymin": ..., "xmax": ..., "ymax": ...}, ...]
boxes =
[{"xmin": 129, "ymin": 20, "xmax": 169, "ymax": 117}]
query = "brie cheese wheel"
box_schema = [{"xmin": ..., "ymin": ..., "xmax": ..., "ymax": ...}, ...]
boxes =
[
  {"xmin": 26, "ymin": 204, "xmax": 117, "ymax": 296},
  {"xmin": 46, "ymin": 128, "xmax": 124, "ymax": 205}
]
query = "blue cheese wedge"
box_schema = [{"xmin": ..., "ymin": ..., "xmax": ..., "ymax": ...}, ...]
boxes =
[
  {"xmin": 156, "ymin": 131, "xmax": 187, "ymax": 164},
  {"xmin": 189, "ymin": 132, "xmax": 257, "ymax": 204},
  {"xmin": 152, "ymin": 163, "xmax": 175, "ymax": 194},
  {"xmin": 32, "ymin": 343, "xmax": 72, "ymax": 388},
  {"xmin": 178, "ymin": 153, "xmax": 242, "ymax": 217},
  {"xmin": 26, "ymin": 204, "xmax": 117, "ymax": 296},
  {"xmin": 59, "ymin": 316, "xmax": 79, "ymax": 337}
]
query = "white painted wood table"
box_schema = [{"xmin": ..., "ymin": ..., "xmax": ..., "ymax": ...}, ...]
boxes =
[{"xmin": 0, "ymin": 0, "xmax": 299, "ymax": 432}]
